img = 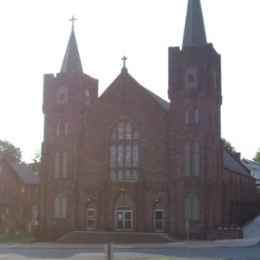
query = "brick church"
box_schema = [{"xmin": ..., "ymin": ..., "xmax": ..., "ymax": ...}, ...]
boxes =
[{"xmin": 39, "ymin": 0, "xmax": 257, "ymax": 241}]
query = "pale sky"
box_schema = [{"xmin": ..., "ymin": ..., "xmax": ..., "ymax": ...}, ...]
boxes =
[{"xmin": 0, "ymin": 0, "xmax": 259, "ymax": 162}]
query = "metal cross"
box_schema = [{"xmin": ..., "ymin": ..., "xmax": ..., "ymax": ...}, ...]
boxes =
[
  {"xmin": 122, "ymin": 56, "xmax": 128, "ymax": 68},
  {"xmin": 69, "ymin": 15, "xmax": 77, "ymax": 30}
]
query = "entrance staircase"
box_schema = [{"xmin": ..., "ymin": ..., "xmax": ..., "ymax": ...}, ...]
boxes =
[{"xmin": 58, "ymin": 231, "xmax": 175, "ymax": 244}]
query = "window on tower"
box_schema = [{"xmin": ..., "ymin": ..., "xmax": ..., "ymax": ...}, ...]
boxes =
[
  {"xmin": 110, "ymin": 120, "xmax": 139, "ymax": 181},
  {"xmin": 57, "ymin": 85, "xmax": 68, "ymax": 105},
  {"xmin": 184, "ymin": 67, "xmax": 198, "ymax": 89}
]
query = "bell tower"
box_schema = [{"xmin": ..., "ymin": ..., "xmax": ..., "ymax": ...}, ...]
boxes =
[
  {"xmin": 39, "ymin": 17, "xmax": 98, "ymax": 240},
  {"xmin": 168, "ymin": 0, "xmax": 223, "ymax": 238}
]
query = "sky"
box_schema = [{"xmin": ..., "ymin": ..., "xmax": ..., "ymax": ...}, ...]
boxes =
[{"xmin": 0, "ymin": 0, "xmax": 259, "ymax": 163}]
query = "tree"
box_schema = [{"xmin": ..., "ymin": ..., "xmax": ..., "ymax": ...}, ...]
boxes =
[
  {"xmin": 0, "ymin": 140, "xmax": 22, "ymax": 162},
  {"xmin": 222, "ymin": 138, "xmax": 236, "ymax": 153},
  {"xmin": 253, "ymin": 148, "xmax": 260, "ymax": 163}
]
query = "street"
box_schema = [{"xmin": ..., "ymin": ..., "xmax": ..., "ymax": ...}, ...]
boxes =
[{"xmin": 0, "ymin": 244, "xmax": 260, "ymax": 259}]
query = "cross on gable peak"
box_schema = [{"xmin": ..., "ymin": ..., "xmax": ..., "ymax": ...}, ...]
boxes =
[
  {"xmin": 69, "ymin": 15, "xmax": 77, "ymax": 30},
  {"xmin": 122, "ymin": 56, "xmax": 128, "ymax": 68}
]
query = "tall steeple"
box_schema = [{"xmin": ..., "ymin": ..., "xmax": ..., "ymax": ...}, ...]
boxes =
[
  {"xmin": 60, "ymin": 16, "xmax": 83, "ymax": 73},
  {"xmin": 182, "ymin": 0, "xmax": 207, "ymax": 48}
]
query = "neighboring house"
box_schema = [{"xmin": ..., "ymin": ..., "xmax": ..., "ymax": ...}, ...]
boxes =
[
  {"xmin": 242, "ymin": 158, "xmax": 260, "ymax": 208},
  {"xmin": 0, "ymin": 156, "xmax": 40, "ymax": 233},
  {"xmin": 39, "ymin": 0, "xmax": 257, "ymax": 241}
]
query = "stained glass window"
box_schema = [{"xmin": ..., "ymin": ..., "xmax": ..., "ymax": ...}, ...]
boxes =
[{"xmin": 110, "ymin": 120, "xmax": 139, "ymax": 180}]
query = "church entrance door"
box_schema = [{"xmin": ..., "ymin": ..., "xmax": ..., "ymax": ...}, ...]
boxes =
[{"xmin": 116, "ymin": 207, "xmax": 132, "ymax": 230}]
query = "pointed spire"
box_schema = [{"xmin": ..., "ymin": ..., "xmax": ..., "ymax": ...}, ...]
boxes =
[
  {"xmin": 182, "ymin": 0, "xmax": 207, "ymax": 48},
  {"xmin": 60, "ymin": 16, "xmax": 83, "ymax": 73}
]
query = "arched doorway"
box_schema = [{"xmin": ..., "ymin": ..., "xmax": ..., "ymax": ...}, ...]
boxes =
[{"xmin": 115, "ymin": 193, "xmax": 133, "ymax": 231}]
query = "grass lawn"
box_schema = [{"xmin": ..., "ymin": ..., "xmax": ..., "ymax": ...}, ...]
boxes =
[{"xmin": 0, "ymin": 232, "xmax": 36, "ymax": 243}]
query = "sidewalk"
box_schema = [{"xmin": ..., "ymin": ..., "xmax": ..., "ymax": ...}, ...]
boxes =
[{"xmin": 0, "ymin": 215, "xmax": 259, "ymax": 260}]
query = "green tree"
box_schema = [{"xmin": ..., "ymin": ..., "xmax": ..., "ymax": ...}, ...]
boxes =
[
  {"xmin": 253, "ymin": 148, "xmax": 260, "ymax": 163},
  {"xmin": 0, "ymin": 140, "xmax": 22, "ymax": 162},
  {"xmin": 222, "ymin": 138, "xmax": 236, "ymax": 153}
]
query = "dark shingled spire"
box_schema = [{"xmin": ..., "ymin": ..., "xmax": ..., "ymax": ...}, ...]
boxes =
[
  {"xmin": 182, "ymin": 0, "xmax": 207, "ymax": 48},
  {"xmin": 60, "ymin": 29, "xmax": 83, "ymax": 73}
]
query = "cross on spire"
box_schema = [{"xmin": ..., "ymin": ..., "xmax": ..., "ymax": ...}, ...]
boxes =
[
  {"xmin": 122, "ymin": 56, "xmax": 128, "ymax": 68},
  {"xmin": 69, "ymin": 15, "xmax": 77, "ymax": 30}
]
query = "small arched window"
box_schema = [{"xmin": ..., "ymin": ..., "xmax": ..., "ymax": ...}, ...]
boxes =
[
  {"xmin": 184, "ymin": 67, "xmax": 198, "ymax": 89},
  {"xmin": 110, "ymin": 120, "xmax": 139, "ymax": 181},
  {"xmin": 57, "ymin": 85, "xmax": 68, "ymax": 105}
]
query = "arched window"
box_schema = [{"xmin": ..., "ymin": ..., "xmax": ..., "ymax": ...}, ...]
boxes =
[
  {"xmin": 193, "ymin": 143, "xmax": 200, "ymax": 176},
  {"xmin": 56, "ymin": 122, "xmax": 61, "ymax": 136},
  {"xmin": 194, "ymin": 109, "xmax": 199, "ymax": 124},
  {"xmin": 54, "ymin": 193, "xmax": 67, "ymax": 219},
  {"xmin": 110, "ymin": 120, "xmax": 139, "ymax": 180},
  {"xmin": 56, "ymin": 85, "xmax": 68, "ymax": 105},
  {"xmin": 54, "ymin": 152, "xmax": 60, "ymax": 178},
  {"xmin": 64, "ymin": 122, "xmax": 68, "ymax": 136},
  {"xmin": 185, "ymin": 110, "xmax": 190, "ymax": 125},
  {"xmin": 86, "ymin": 201, "xmax": 96, "ymax": 230},
  {"xmin": 184, "ymin": 67, "xmax": 198, "ymax": 89},
  {"xmin": 153, "ymin": 201, "xmax": 164, "ymax": 231},
  {"xmin": 85, "ymin": 88, "xmax": 90, "ymax": 105},
  {"xmin": 185, "ymin": 194, "xmax": 200, "ymax": 221},
  {"xmin": 184, "ymin": 142, "xmax": 200, "ymax": 177},
  {"xmin": 115, "ymin": 193, "xmax": 133, "ymax": 230},
  {"xmin": 184, "ymin": 143, "xmax": 190, "ymax": 176},
  {"xmin": 62, "ymin": 152, "xmax": 68, "ymax": 178}
]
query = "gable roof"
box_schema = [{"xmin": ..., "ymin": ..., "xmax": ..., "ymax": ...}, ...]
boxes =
[
  {"xmin": 98, "ymin": 68, "xmax": 170, "ymax": 111},
  {"xmin": 224, "ymin": 149, "xmax": 251, "ymax": 177},
  {"xmin": 9, "ymin": 163, "xmax": 40, "ymax": 185}
]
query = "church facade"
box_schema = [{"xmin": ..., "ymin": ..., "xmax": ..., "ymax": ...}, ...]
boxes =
[{"xmin": 39, "ymin": 0, "xmax": 256, "ymax": 241}]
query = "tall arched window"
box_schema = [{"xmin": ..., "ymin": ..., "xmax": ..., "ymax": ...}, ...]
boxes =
[
  {"xmin": 193, "ymin": 143, "xmax": 200, "ymax": 176},
  {"xmin": 85, "ymin": 88, "xmax": 90, "ymax": 105},
  {"xmin": 185, "ymin": 194, "xmax": 200, "ymax": 221},
  {"xmin": 194, "ymin": 109, "xmax": 199, "ymax": 124},
  {"xmin": 62, "ymin": 152, "xmax": 68, "ymax": 178},
  {"xmin": 185, "ymin": 110, "xmax": 190, "ymax": 125},
  {"xmin": 54, "ymin": 152, "xmax": 60, "ymax": 178},
  {"xmin": 184, "ymin": 143, "xmax": 190, "ymax": 176},
  {"xmin": 110, "ymin": 120, "xmax": 139, "ymax": 180},
  {"xmin": 54, "ymin": 193, "xmax": 67, "ymax": 219}
]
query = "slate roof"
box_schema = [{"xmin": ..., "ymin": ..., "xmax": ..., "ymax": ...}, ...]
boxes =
[
  {"xmin": 224, "ymin": 149, "xmax": 251, "ymax": 177},
  {"xmin": 10, "ymin": 163, "xmax": 40, "ymax": 185}
]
